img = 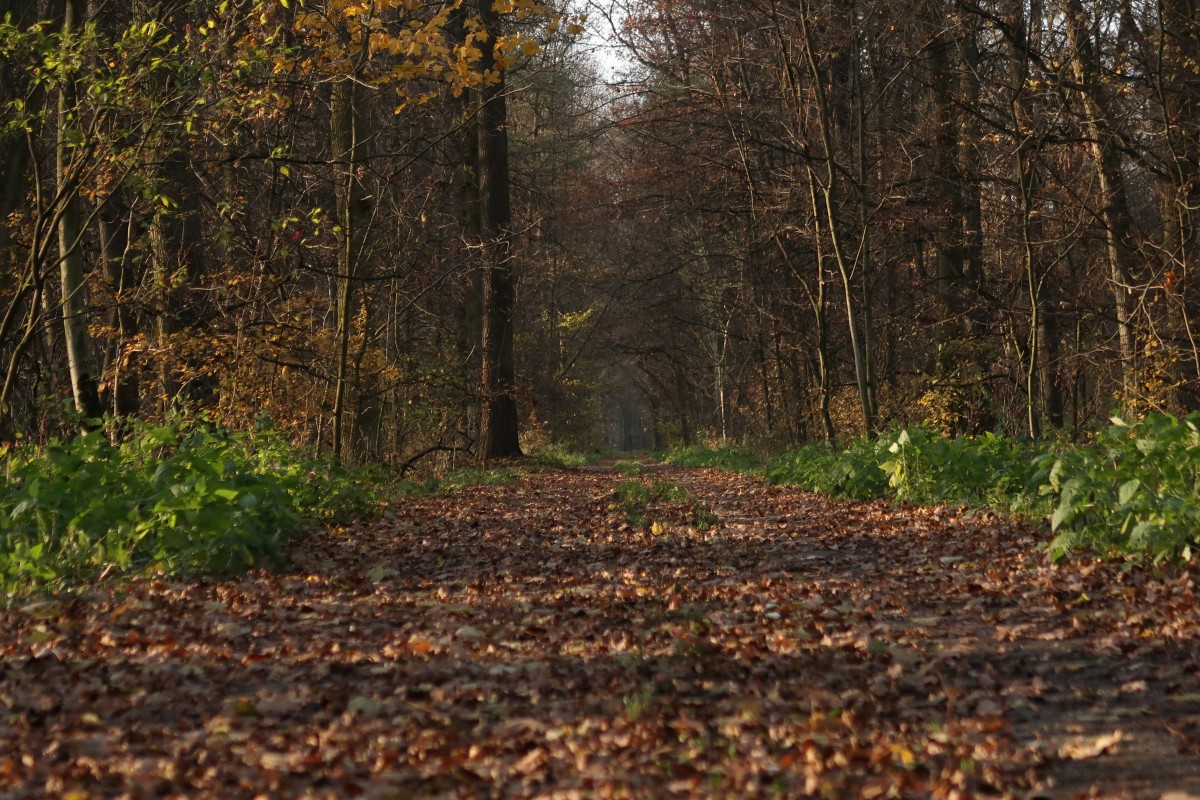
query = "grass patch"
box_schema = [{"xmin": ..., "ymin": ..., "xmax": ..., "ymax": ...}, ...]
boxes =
[
  {"xmin": 434, "ymin": 467, "xmax": 519, "ymax": 492},
  {"xmin": 663, "ymin": 444, "xmax": 762, "ymax": 472},
  {"xmin": 612, "ymin": 479, "xmax": 719, "ymax": 530},
  {"xmin": 524, "ymin": 443, "xmax": 600, "ymax": 469},
  {"xmin": 613, "ymin": 460, "xmax": 643, "ymax": 477}
]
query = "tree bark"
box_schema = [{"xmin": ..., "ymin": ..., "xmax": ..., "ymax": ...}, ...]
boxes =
[
  {"xmin": 57, "ymin": 0, "xmax": 104, "ymax": 425},
  {"xmin": 330, "ymin": 76, "xmax": 371, "ymax": 460},
  {"xmin": 477, "ymin": 0, "xmax": 522, "ymax": 460},
  {"xmin": 1060, "ymin": 0, "xmax": 1140, "ymax": 407}
]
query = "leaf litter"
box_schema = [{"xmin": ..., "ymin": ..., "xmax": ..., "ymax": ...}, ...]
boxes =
[{"xmin": 3, "ymin": 464, "xmax": 1200, "ymax": 798}]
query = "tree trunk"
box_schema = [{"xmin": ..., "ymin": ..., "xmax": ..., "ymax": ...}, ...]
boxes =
[
  {"xmin": 330, "ymin": 76, "xmax": 371, "ymax": 460},
  {"xmin": 477, "ymin": 0, "xmax": 521, "ymax": 460},
  {"xmin": 57, "ymin": 0, "xmax": 103, "ymax": 426},
  {"xmin": 98, "ymin": 193, "xmax": 140, "ymax": 417},
  {"xmin": 449, "ymin": 7, "xmax": 485, "ymax": 450},
  {"xmin": 797, "ymin": 0, "xmax": 876, "ymax": 432},
  {"xmin": 1060, "ymin": 0, "xmax": 1140, "ymax": 407},
  {"xmin": 0, "ymin": 0, "xmax": 38, "ymax": 265}
]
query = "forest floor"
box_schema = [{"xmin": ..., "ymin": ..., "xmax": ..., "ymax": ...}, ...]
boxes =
[{"xmin": 3, "ymin": 463, "xmax": 1200, "ymax": 799}]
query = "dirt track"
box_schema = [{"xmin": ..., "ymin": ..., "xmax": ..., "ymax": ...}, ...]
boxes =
[{"xmin": 2, "ymin": 464, "xmax": 1199, "ymax": 798}]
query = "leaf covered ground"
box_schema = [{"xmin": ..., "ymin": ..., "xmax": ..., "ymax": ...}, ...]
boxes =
[{"xmin": 3, "ymin": 464, "xmax": 1200, "ymax": 798}]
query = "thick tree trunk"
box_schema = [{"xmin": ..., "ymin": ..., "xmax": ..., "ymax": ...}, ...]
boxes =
[
  {"xmin": 0, "ymin": 0, "xmax": 38, "ymax": 264},
  {"xmin": 1156, "ymin": 0, "xmax": 1200, "ymax": 402},
  {"xmin": 449, "ymin": 7, "xmax": 485, "ymax": 450},
  {"xmin": 477, "ymin": 0, "xmax": 521, "ymax": 460}
]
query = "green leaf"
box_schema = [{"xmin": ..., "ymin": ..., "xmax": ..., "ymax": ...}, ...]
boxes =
[
  {"xmin": 347, "ymin": 695, "xmax": 383, "ymax": 717},
  {"xmin": 367, "ymin": 564, "xmax": 396, "ymax": 582},
  {"xmin": 1118, "ymin": 479, "xmax": 1140, "ymax": 505},
  {"xmin": 1051, "ymin": 501, "xmax": 1074, "ymax": 531}
]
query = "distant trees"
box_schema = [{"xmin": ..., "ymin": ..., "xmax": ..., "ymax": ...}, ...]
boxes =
[
  {"xmin": 5, "ymin": 0, "xmax": 1199, "ymax": 458},
  {"xmin": 599, "ymin": 0, "xmax": 1200, "ymax": 443}
]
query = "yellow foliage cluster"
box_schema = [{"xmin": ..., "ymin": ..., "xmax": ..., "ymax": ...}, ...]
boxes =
[
  {"xmin": 277, "ymin": 0, "xmax": 585, "ymax": 103},
  {"xmin": 1117, "ymin": 335, "xmax": 1185, "ymax": 419}
]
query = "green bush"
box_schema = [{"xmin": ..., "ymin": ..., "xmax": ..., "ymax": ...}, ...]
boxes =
[
  {"xmin": 0, "ymin": 417, "xmax": 374, "ymax": 598},
  {"xmin": 762, "ymin": 415, "xmax": 1200, "ymax": 562},
  {"xmin": 876, "ymin": 427, "xmax": 1048, "ymax": 508},
  {"xmin": 1043, "ymin": 413, "xmax": 1200, "ymax": 563},
  {"xmin": 766, "ymin": 438, "xmax": 891, "ymax": 500},
  {"xmin": 766, "ymin": 428, "xmax": 1050, "ymax": 508}
]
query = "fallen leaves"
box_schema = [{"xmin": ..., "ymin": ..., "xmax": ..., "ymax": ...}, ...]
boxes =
[
  {"xmin": 1058, "ymin": 730, "xmax": 1124, "ymax": 760},
  {"xmin": 1, "ymin": 463, "xmax": 1199, "ymax": 797}
]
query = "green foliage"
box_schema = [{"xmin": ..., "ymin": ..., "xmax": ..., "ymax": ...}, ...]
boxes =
[
  {"xmin": 1043, "ymin": 414, "xmax": 1200, "ymax": 563},
  {"xmin": 663, "ymin": 445, "xmax": 760, "ymax": 473},
  {"xmin": 613, "ymin": 460, "xmax": 642, "ymax": 477},
  {"xmin": 612, "ymin": 479, "xmax": 718, "ymax": 530},
  {"xmin": 0, "ymin": 417, "xmax": 373, "ymax": 599},
  {"xmin": 525, "ymin": 443, "xmax": 598, "ymax": 469},
  {"xmin": 435, "ymin": 467, "xmax": 519, "ymax": 492},
  {"xmin": 766, "ymin": 428, "xmax": 1046, "ymax": 507},
  {"xmin": 764, "ymin": 415, "xmax": 1200, "ymax": 562},
  {"xmin": 875, "ymin": 428, "xmax": 1046, "ymax": 507},
  {"xmin": 765, "ymin": 438, "xmax": 891, "ymax": 500}
]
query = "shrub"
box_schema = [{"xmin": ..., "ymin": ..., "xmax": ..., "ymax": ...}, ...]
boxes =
[
  {"xmin": 766, "ymin": 439, "xmax": 890, "ymax": 500},
  {"xmin": 613, "ymin": 460, "xmax": 642, "ymax": 477},
  {"xmin": 764, "ymin": 415, "xmax": 1200, "ymax": 562},
  {"xmin": 0, "ymin": 417, "xmax": 374, "ymax": 599},
  {"xmin": 1043, "ymin": 413, "xmax": 1200, "ymax": 563},
  {"xmin": 435, "ymin": 467, "xmax": 518, "ymax": 491}
]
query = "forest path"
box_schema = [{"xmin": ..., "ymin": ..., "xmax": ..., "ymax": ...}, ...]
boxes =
[{"xmin": 3, "ymin": 464, "xmax": 1200, "ymax": 798}]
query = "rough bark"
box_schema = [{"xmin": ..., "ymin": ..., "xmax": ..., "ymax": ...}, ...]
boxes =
[{"xmin": 477, "ymin": 0, "xmax": 522, "ymax": 460}]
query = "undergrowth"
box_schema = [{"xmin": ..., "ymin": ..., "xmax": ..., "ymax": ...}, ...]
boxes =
[
  {"xmin": 761, "ymin": 414, "xmax": 1200, "ymax": 563},
  {"xmin": 525, "ymin": 444, "xmax": 600, "ymax": 469},
  {"xmin": 612, "ymin": 479, "xmax": 719, "ymax": 530},
  {"xmin": 663, "ymin": 444, "xmax": 761, "ymax": 472},
  {"xmin": 432, "ymin": 467, "xmax": 519, "ymax": 492},
  {"xmin": 0, "ymin": 417, "xmax": 374, "ymax": 600}
]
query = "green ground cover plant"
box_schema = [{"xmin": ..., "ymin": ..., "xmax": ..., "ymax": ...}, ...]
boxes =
[
  {"xmin": 1042, "ymin": 414, "xmax": 1200, "ymax": 563},
  {"xmin": 663, "ymin": 444, "xmax": 761, "ymax": 472},
  {"xmin": 762, "ymin": 414, "xmax": 1200, "ymax": 563},
  {"xmin": 435, "ymin": 467, "xmax": 519, "ymax": 491},
  {"xmin": 613, "ymin": 460, "xmax": 642, "ymax": 477},
  {"xmin": 612, "ymin": 479, "xmax": 719, "ymax": 530},
  {"xmin": 0, "ymin": 418, "xmax": 373, "ymax": 599},
  {"xmin": 524, "ymin": 444, "xmax": 600, "ymax": 469}
]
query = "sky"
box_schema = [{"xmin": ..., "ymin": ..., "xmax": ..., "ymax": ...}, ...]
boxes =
[{"xmin": 573, "ymin": 0, "xmax": 635, "ymax": 81}]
